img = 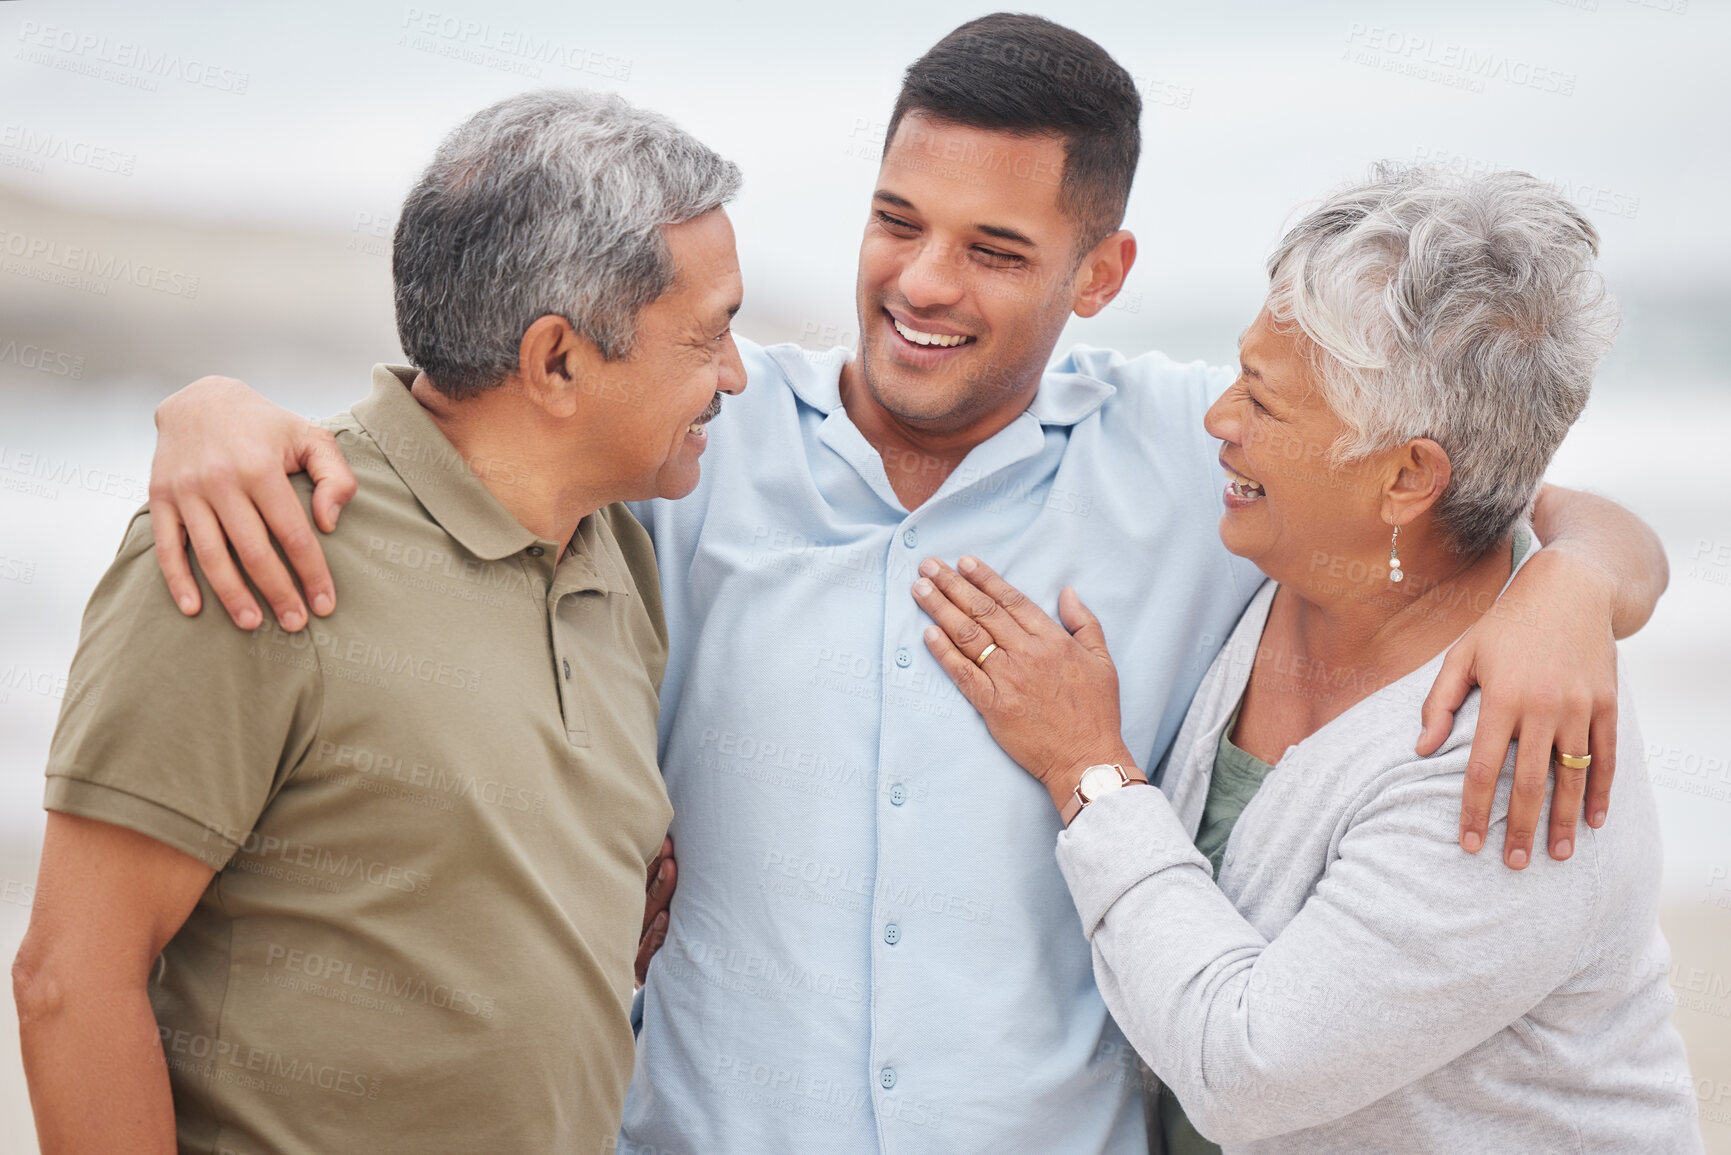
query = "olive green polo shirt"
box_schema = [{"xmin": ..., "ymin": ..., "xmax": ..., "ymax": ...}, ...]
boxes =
[{"xmin": 43, "ymin": 365, "xmax": 674, "ymax": 1155}]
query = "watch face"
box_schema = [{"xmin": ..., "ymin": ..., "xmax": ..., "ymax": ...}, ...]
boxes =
[{"xmin": 1078, "ymin": 764, "xmax": 1120, "ymax": 801}]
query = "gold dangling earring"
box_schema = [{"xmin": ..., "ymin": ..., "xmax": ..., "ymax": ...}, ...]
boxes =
[{"xmin": 1388, "ymin": 523, "xmax": 1404, "ymax": 584}]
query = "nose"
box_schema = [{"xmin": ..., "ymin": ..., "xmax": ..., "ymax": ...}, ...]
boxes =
[
  {"xmin": 718, "ymin": 333, "xmax": 746, "ymax": 395},
  {"xmin": 1203, "ymin": 386, "xmax": 1239, "ymax": 445},
  {"xmin": 899, "ymin": 238, "xmax": 966, "ymax": 311}
]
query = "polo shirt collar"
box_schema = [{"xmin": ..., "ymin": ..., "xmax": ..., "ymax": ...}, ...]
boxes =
[
  {"xmin": 352, "ymin": 365, "xmax": 541, "ymax": 562},
  {"xmin": 771, "ymin": 345, "xmax": 1115, "ymax": 428}
]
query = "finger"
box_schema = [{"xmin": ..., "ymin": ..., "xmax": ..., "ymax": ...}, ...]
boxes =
[
  {"xmin": 1545, "ymin": 703, "xmax": 1593, "ymax": 860},
  {"xmin": 178, "ymin": 498, "xmax": 264, "ymax": 631},
  {"xmin": 1456, "ymin": 698, "xmax": 1514, "ymax": 855},
  {"xmin": 1056, "ymin": 587, "xmax": 1112, "ymax": 660},
  {"xmin": 255, "ymin": 469, "xmax": 338, "ymax": 619},
  {"xmin": 148, "ymin": 499, "xmax": 203, "ymax": 617},
  {"xmin": 1584, "ymin": 698, "xmax": 1617, "ymax": 831},
  {"xmin": 1502, "ymin": 715, "xmax": 1555, "ymax": 871},
  {"xmin": 919, "ymin": 558, "xmax": 1022, "ymax": 651},
  {"xmin": 642, "ymin": 853, "xmax": 676, "ymax": 936},
  {"xmin": 646, "ymin": 834, "xmax": 673, "ymax": 885},
  {"xmin": 953, "ymin": 554, "xmax": 1057, "ymax": 636},
  {"xmin": 1419, "ymin": 639, "xmax": 1475, "ymax": 757},
  {"xmin": 912, "ymin": 570, "xmax": 1000, "ymax": 660},
  {"xmin": 304, "ymin": 428, "xmax": 357, "ymax": 536},
  {"xmin": 921, "ymin": 623, "xmax": 994, "ymax": 713},
  {"xmin": 209, "ymin": 489, "xmax": 309, "ymax": 632},
  {"xmin": 635, "ymin": 910, "xmax": 668, "ymax": 987}
]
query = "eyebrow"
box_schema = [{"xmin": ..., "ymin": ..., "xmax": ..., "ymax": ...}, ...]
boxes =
[
  {"xmin": 872, "ymin": 190, "xmax": 1037, "ymax": 249},
  {"xmin": 705, "ymin": 302, "xmax": 741, "ymax": 332}
]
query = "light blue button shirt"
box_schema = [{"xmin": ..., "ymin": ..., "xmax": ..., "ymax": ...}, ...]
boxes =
[{"xmin": 620, "ymin": 338, "xmax": 1263, "ymax": 1155}]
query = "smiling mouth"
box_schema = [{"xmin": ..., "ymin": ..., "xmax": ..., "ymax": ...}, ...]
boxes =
[
  {"xmin": 1222, "ymin": 461, "xmax": 1265, "ymax": 500},
  {"xmin": 688, "ymin": 393, "xmax": 722, "ymax": 437},
  {"xmin": 890, "ymin": 314, "xmax": 974, "ymax": 349}
]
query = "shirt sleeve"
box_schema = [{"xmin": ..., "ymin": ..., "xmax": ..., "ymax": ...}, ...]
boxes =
[
  {"xmin": 43, "ymin": 508, "xmax": 324, "ymax": 870},
  {"xmin": 1054, "ymin": 762, "xmax": 1601, "ymax": 1145}
]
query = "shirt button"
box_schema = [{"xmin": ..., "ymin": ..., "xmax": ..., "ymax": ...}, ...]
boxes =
[
  {"xmin": 562, "ymin": 659, "xmax": 572, "ymax": 680},
  {"xmin": 902, "ymin": 528, "xmax": 918, "ymax": 549},
  {"xmin": 895, "ymin": 648, "xmax": 911, "ymax": 668},
  {"xmin": 884, "ymin": 923, "xmax": 900, "ymax": 945},
  {"xmin": 879, "ymin": 1067, "xmax": 897, "ymax": 1090},
  {"xmin": 526, "ymin": 545, "xmax": 545, "ymax": 557},
  {"xmin": 889, "ymin": 783, "xmax": 908, "ymax": 806}
]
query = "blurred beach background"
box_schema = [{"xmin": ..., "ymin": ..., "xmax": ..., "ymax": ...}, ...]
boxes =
[{"xmin": 1, "ymin": 0, "xmax": 1727, "ymax": 1150}]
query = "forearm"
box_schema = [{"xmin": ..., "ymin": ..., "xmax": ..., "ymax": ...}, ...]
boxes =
[
  {"xmin": 19, "ymin": 977, "xmax": 179, "ymax": 1154},
  {"xmin": 1530, "ymin": 483, "xmax": 1667, "ymax": 638},
  {"xmin": 1056, "ymin": 782, "xmax": 1590, "ymax": 1144}
]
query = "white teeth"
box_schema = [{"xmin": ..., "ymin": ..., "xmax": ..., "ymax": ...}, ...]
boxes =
[
  {"xmin": 892, "ymin": 318, "xmax": 970, "ymax": 348},
  {"xmin": 687, "ymin": 423, "xmax": 708, "ymax": 437},
  {"xmin": 1223, "ymin": 467, "xmax": 1264, "ymax": 497}
]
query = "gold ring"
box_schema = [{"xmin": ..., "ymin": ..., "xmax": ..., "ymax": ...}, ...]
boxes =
[
  {"xmin": 974, "ymin": 643, "xmax": 998, "ymax": 667},
  {"xmin": 1553, "ymin": 749, "xmax": 1592, "ymax": 771}
]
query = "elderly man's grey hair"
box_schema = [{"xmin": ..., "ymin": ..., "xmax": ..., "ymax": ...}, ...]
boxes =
[
  {"xmin": 1266, "ymin": 164, "xmax": 1617, "ymax": 558},
  {"xmin": 393, "ymin": 89, "xmax": 742, "ymax": 399}
]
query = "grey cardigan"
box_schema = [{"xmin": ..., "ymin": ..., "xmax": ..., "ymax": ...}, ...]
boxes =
[{"xmin": 1056, "ymin": 576, "xmax": 1703, "ymax": 1153}]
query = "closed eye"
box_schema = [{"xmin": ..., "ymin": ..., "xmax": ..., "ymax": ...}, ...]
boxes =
[{"xmin": 973, "ymin": 246, "xmax": 1023, "ymax": 267}]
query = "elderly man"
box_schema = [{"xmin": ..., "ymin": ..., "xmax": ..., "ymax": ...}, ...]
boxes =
[
  {"xmin": 12, "ymin": 90, "xmax": 743, "ymax": 1154},
  {"xmin": 136, "ymin": 15, "xmax": 1666, "ymax": 1155}
]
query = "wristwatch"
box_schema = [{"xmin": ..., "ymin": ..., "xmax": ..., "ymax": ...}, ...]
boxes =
[{"xmin": 1060, "ymin": 763, "xmax": 1147, "ymax": 826}]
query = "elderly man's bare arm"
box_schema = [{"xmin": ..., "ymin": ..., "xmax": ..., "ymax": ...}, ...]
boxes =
[{"xmin": 14, "ymin": 813, "xmax": 215, "ymax": 1155}]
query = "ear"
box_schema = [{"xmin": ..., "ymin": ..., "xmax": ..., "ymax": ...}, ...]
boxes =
[
  {"xmin": 1380, "ymin": 437, "xmax": 1452, "ymax": 528},
  {"xmin": 1070, "ymin": 229, "xmax": 1137, "ymax": 319},
  {"xmin": 512, "ymin": 315, "xmax": 590, "ymax": 419}
]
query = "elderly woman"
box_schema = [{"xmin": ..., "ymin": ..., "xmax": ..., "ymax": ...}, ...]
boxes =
[{"xmin": 913, "ymin": 167, "xmax": 1702, "ymax": 1153}]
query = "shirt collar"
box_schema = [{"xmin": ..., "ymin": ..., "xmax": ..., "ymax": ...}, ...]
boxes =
[
  {"xmin": 351, "ymin": 365, "xmax": 541, "ymax": 563},
  {"xmin": 768, "ymin": 343, "xmax": 1116, "ymax": 428}
]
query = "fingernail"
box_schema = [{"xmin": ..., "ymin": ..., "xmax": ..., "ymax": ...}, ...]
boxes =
[
  {"xmin": 312, "ymin": 593, "xmax": 333, "ymax": 616},
  {"xmin": 1553, "ymin": 839, "xmax": 1572, "ymax": 860},
  {"xmin": 919, "ymin": 559, "xmax": 938, "ymax": 578},
  {"xmin": 1589, "ymin": 810, "xmax": 1606, "ymax": 828},
  {"xmin": 178, "ymin": 595, "xmax": 197, "ymax": 614},
  {"xmin": 654, "ymin": 911, "xmax": 667, "ymax": 929},
  {"xmin": 1461, "ymin": 831, "xmax": 1483, "ymax": 853},
  {"xmin": 924, "ymin": 625, "xmax": 941, "ymax": 643},
  {"xmin": 282, "ymin": 610, "xmax": 305, "ymax": 632},
  {"xmin": 913, "ymin": 579, "xmax": 933, "ymax": 596},
  {"xmin": 658, "ymin": 862, "xmax": 672, "ymax": 881},
  {"xmin": 1508, "ymin": 848, "xmax": 1528, "ymax": 869},
  {"xmin": 239, "ymin": 609, "xmax": 261, "ymax": 630},
  {"xmin": 958, "ymin": 556, "xmax": 977, "ymax": 573}
]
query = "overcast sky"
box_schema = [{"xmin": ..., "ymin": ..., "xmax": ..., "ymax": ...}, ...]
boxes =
[{"xmin": 2, "ymin": 0, "xmax": 1726, "ymax": 360}]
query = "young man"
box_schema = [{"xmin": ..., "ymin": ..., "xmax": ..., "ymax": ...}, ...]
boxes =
[
  {"xmin": 13, "ymin": 91, "xmax": 743, "ymax": 1154},
  {"xmin": 136, "ymin": 16, "xmax": 1664, "ymax": 1153}
]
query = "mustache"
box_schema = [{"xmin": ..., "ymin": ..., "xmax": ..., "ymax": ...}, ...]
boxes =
[{"xmin": 696, "ymin": 393, "xmax": 723, "ymax": 423}]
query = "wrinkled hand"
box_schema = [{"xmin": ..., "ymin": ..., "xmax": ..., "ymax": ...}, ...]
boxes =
[
  {"xmin": 911, "ymin": 556, "xmax": 1137, "ymax": 811},
  {"xmin": 1419, "ymin": 548, "xmax": 1618, "ymax": 869},
  {"xmin": 637, "ymin": 836, "xmax": 676, "ymax": 988},
  {"xmin": 149, "ymin": 376, "xmax": 357, "ymax": 631}
]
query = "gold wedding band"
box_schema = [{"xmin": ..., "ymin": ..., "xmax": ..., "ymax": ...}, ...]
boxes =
[
  {"xmin": 974, "ymin": 643, "xmax": 998, "ymax": 667},
  {"xmin": 1554, "ymin": 749, "xmax": 1592, "ymax": 771}
]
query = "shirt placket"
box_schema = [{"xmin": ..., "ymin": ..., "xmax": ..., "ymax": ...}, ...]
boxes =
[
  {"xmin": 528, "ymin": 540, "xmax": 607, "ymax": 749},
  {"xmin": 865, "ymin": 414, "xmax": 1049, "ymax": 1147}
]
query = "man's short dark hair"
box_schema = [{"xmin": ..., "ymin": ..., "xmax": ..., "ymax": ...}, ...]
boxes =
[{"xmin": 886, "ymin": 13, "xmax": 1141, "ymax": 254}]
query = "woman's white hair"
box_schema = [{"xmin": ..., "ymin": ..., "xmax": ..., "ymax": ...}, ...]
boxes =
[{"xmin": 1266, "ymin": 163, "xmax": 1618, "ymax": 557}]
